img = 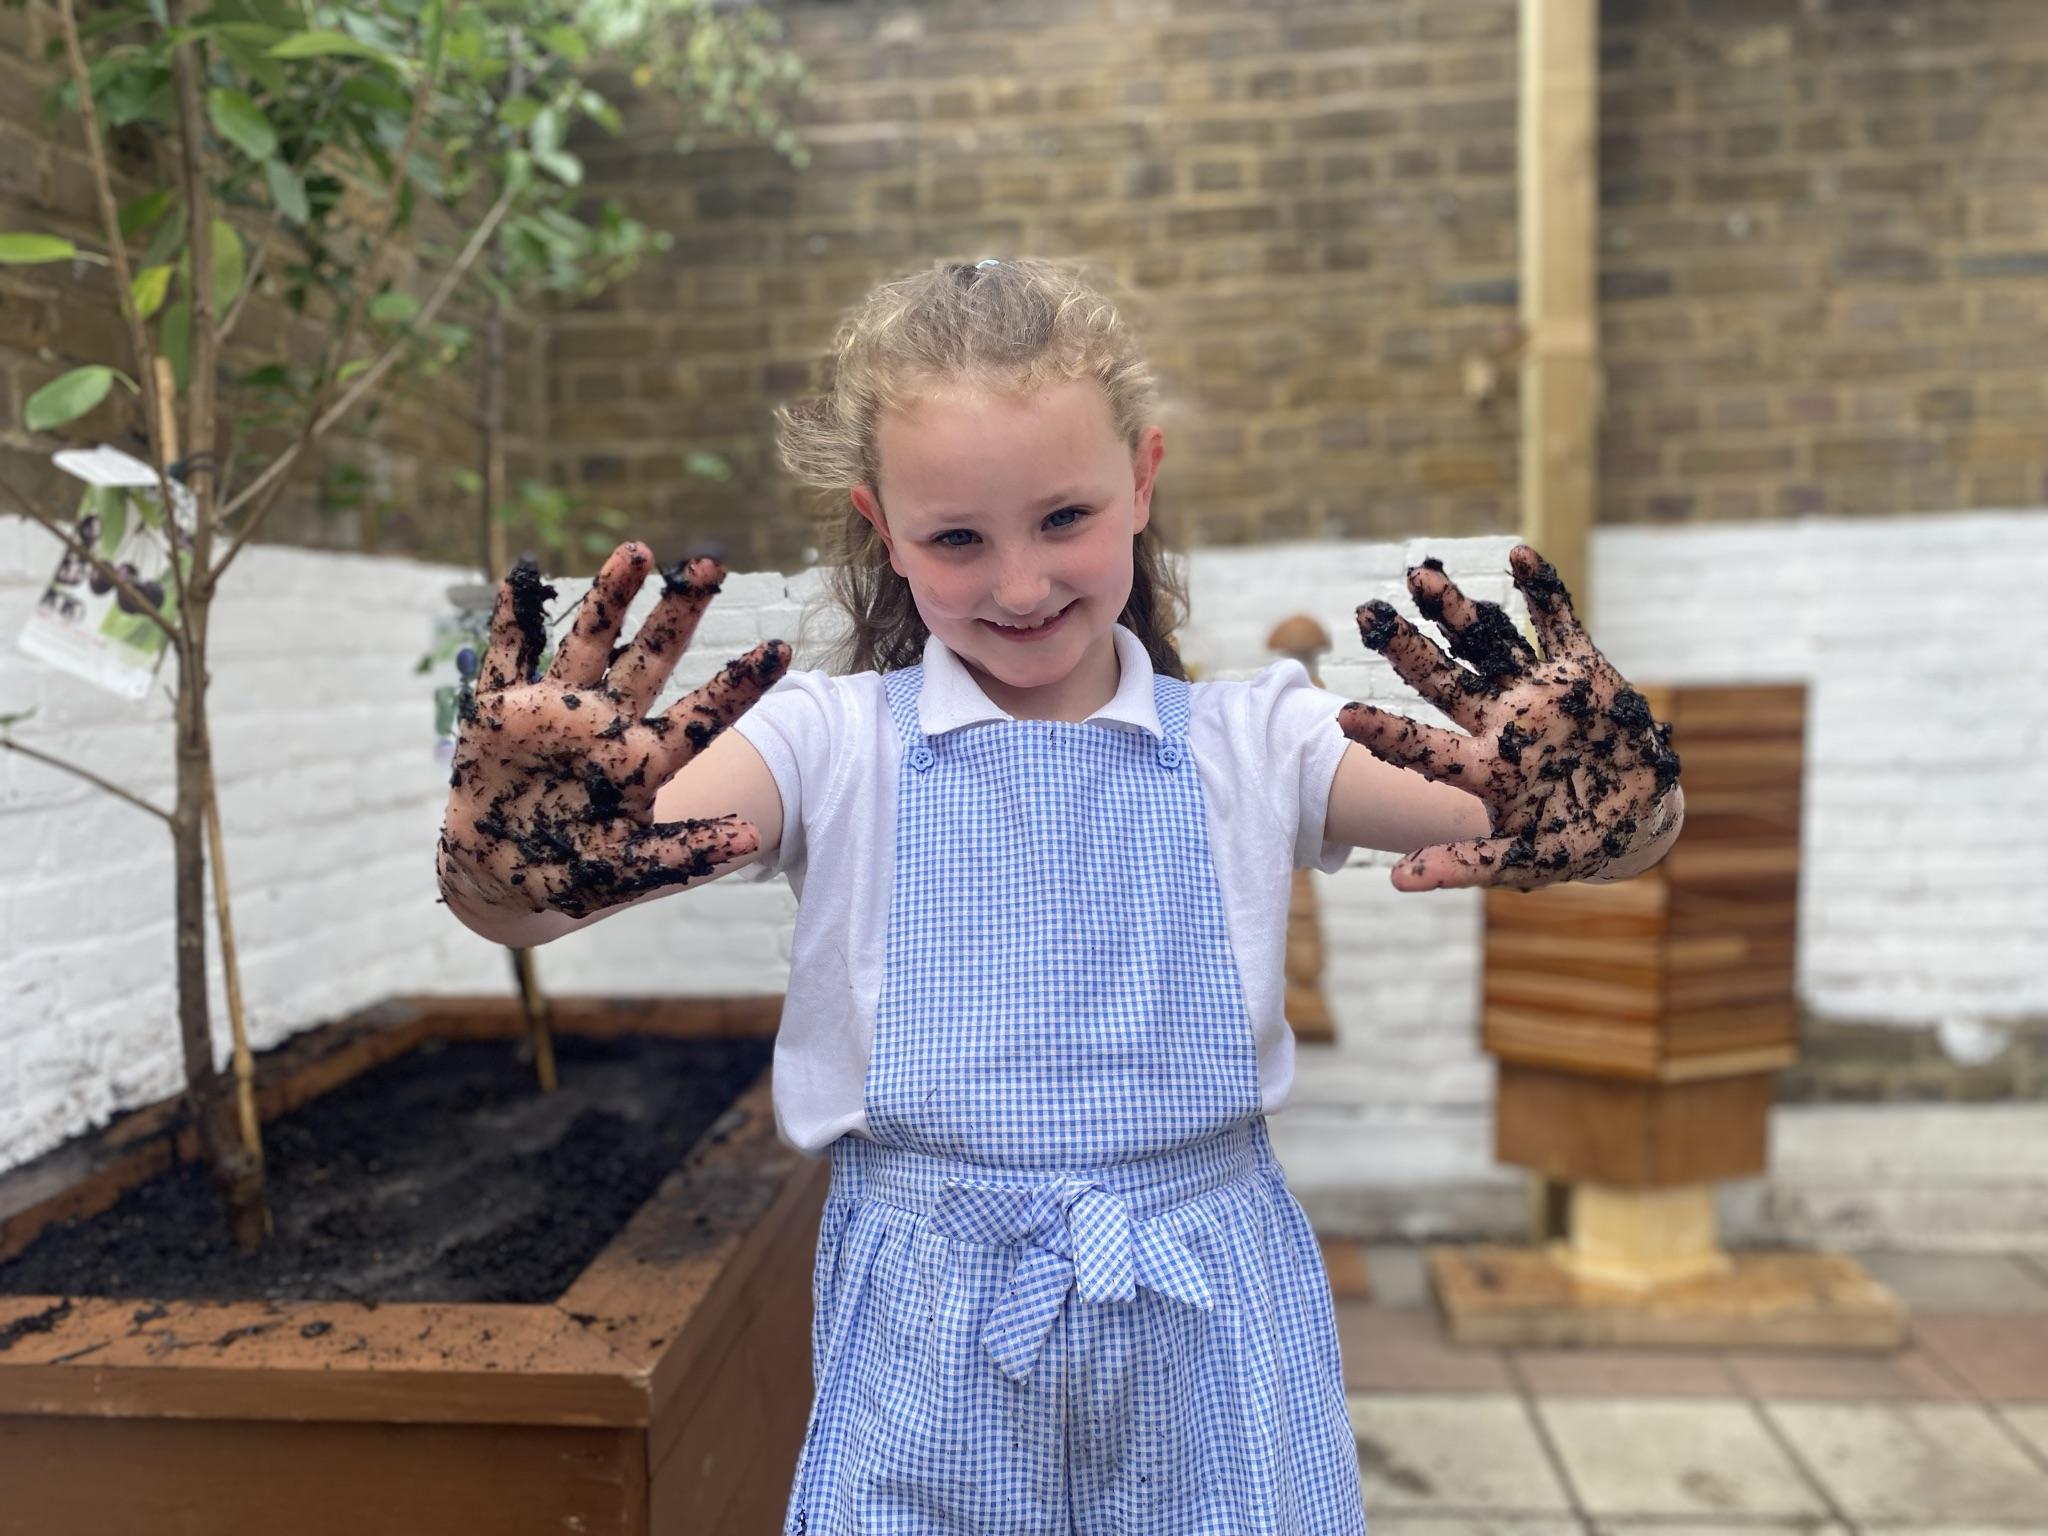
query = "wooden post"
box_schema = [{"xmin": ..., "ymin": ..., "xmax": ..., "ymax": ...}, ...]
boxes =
[
  {"xmin": 1518, "ymin": 0, "xmax": 1601, "ymax": 1246},
  {"xmin": 1519, "ymin": 0, "xmax": 1600, "ymax": 625}
]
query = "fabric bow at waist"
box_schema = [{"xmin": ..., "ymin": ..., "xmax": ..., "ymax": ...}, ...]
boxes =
[{"xmin": 928, "ymin": 1174, "xmax": 1216, "ymax": 1382}]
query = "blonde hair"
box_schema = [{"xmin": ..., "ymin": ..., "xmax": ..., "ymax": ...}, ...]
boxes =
[{"xmin": 776, "ymin": 257, "xmax": 1188, "ymax": 678}]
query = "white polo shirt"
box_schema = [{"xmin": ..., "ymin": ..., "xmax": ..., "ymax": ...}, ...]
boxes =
[{"xmin": 731, "ymin": 624, "xmax": 1355, "ymax": 1157}]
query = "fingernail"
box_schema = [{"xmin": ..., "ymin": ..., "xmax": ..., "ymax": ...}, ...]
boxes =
[{"xmin": 1357, "ymin": 601, "xmax": 1399, "ymax": 651}]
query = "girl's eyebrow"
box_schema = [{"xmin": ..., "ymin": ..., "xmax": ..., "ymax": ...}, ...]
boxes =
[{"xmin": 923, "ymin": 488, "xmax": 1094, "ymax": 523}]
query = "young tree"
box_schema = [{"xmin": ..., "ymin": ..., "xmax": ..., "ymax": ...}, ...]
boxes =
[{"xmin": 0, "ymin": 0, "xmax": 806, "ymax": 1250}]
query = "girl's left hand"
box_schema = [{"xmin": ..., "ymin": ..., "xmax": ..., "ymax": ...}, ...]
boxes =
[{"xmin": 1339, "ymin": 544, "xmax": 1683, "ymax": 892}]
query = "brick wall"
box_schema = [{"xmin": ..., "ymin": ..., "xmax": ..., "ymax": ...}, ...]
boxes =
[{"xmin": 551, "ymin": 0, "xmax": 2048, "ymax": 568}]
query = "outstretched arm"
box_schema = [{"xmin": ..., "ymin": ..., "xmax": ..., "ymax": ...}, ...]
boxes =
[{"xmin": 1326, "ymin": 544, "xmax": 1684, "ymax": 892}]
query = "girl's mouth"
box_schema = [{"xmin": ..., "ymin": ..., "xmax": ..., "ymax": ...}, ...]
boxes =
[{"xmin": 980, "ymin": 599, "xmax": 1075, "ymax": 642}]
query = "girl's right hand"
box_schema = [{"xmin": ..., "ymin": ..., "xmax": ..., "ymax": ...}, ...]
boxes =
[{"xmin": 436, "ymin": 541, "xmax": 790, "ymax": 920}]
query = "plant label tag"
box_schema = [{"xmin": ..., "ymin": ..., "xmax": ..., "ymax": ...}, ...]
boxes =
[{"xmin": 16, "ymin": 446, "xmax": 197, "ymax": 702}]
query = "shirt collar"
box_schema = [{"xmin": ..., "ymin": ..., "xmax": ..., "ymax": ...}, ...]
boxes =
[{"xmin": 916, "ymin": 623, "xmax": 1164, "ymax": 740}]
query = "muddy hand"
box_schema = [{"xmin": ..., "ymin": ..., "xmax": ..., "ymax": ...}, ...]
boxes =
[
  {"xmin": 437, "ymin": 542, "xmax": 790, "ymax": 919},
  {"xmin": 1340, "ymin": 544, "xmax": 1681, "ymax": 892}
]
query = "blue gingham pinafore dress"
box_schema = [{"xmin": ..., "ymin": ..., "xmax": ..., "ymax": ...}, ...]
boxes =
[{"xmin": 783, "ymin": 664, "xmax": 1366, "ymax": 1536}]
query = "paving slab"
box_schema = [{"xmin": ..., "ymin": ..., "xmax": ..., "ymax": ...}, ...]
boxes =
[
  {"xmin": 1725, "ymin": 1343, "xmax": 1969, "ymax": 1401},
  {"xmin": 1338, "ymin": 1305, "xmax": 1516, "ymax": 1392},
  {"xmin": 1910, "ymin": 1312, "xmax": 2048, "ymax": 1401},
  {"xmin": 1592, "ymin": 1523, "xmax": 1849, "ymax": 1536},
  {"xmin": 1857, "ymin": 1251, "xmax": 2048, "ymax": 1312},
  {"xmin": 1537, "ymin": 1399, "xmax": 1827, "ymax": 1520},
  {"xmin": 2002, "ymin": 1404, "xmax": 2048, "ymax": 1467},
  {"xmin": 1348, "ymin": 1393, "xmax": 1572, "ymax": 1514},
  {"xmin": 1515, "ymin": 1348, "xmax": 1740, "ymax": 1398},
  {"xmin": 1367, "ymin": 1518, "xmax": 1583, "ymax": 1536},
  {"xmin": 1764, "ymin": 1402, "xmax": 2048, "ymax": 1524}
]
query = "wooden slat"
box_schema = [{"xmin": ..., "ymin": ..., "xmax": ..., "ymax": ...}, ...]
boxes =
[{"xmin": 1484, "ymin": 968, "xmax": 1663, "ymax": 1023}]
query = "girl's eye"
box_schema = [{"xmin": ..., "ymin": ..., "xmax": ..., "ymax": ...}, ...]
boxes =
[
  {"xmin": 934, "ymin": 529, "xmax": 979, "ymax": 548},
  {"xmin": 1046, "ymin": 506, "xmax": 1088, "ymax": 529}
]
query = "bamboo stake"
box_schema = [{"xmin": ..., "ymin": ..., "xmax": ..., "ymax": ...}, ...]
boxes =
[
  {"xmin": 156, "ymin": 358, "xmax": 266, "ymax": 1201},
  {"xmin": 511, "ymin": 947, "xmax": 558, "ymax": 1094}
]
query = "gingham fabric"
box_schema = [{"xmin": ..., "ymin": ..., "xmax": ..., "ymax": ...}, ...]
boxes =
[{"xmin": 783, "ymin": 664, "xmax": 1367, "ymax": 1536}]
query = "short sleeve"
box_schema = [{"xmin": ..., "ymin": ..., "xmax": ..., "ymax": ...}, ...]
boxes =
[
  {"xmin": 728, "ymin": 667, "xmax": 845, "ymax": 884},
  {"xmin": 1238, "ymin": 659, "xmax": 1355, "ymax": 874}
]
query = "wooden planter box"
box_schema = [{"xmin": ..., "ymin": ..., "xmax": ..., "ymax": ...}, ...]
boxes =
[
  {"xmin": 1483, "ymin": 684, "xmax": 1807, "ymax": 1187},
  {"xmin": 0, "ymin": 996, "xmax": 826, "ymax": 1536}
]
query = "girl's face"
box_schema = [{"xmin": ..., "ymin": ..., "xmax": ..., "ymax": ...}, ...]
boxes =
[{"xmin": 853, "ymin": 378, "xmax": 1164, "ymax": 712}]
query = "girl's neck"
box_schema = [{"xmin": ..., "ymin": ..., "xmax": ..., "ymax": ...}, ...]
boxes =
[{"xmin": 960, "ymin": 627, "xmax": 1123, "ymax": 723}]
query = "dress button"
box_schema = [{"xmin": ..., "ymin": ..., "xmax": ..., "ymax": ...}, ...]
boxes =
[
  {"xmin": 1156, "ymin": 742, "xmax": 1182, "ymax": 770},
  {"xmin": 909, "ymin": 744, "xmax": 936, "ymax": 771}
]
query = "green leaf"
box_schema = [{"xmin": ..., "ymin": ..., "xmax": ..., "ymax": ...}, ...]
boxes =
[
  {"xmin": 687, "ymin": 451, "xmax": 733, "ymax": 482},
  {"xmin": 140, "ymin": 203, "xmax": 187, "ymax": 270},
  {"xmin": 579, "ymin": 90, "xmax": 622, "ymax": 137},
  {"xmin": 530, "ymin": 105, "xmax": 563, "ymax": 155},
  {"xmin": 130, "ymin": 264, "xmax": 172, "ymax": 319},
  {"xmin": 25, "ymin": 366, "xmax": 118, "ymax": 432},
  {"xmin": 207, "ymin": 86, "xmax": 277, "ymax": 159},
  {"xmin": 117, "ymin": 190, "xmax": 173, "ymax": 241},
  {"xmin": 422, "ymin": 0, "xmax": 448, "ymax": 78},
  {"xmin": 263, "ymin": 157, "xmax": 308, "ymax": 223},
  {"xmin": 337, "ymin": 357, "xmax": 373, "ymax": 382},
  {"xmin": 267, "ymin": 30, "xmax": 398, "ymax": 65},
  {"xmin": 0, "ymin": 233, "xmax": 77, "ymax": 264},
  {"xmin": 369, "ymin": 289, "xmax": 418, "ymax": 324},
  {"xmin": 533, "ymin": 148, "xmax": 581, "ymax": 187},
  {"xmin": 209, "ymin": 218, "xmax": 246, "ymax": 312},
  {"xmin": 539, "ymin": 24, "xmax": 588, "ymax": 67},
  {"xmin": 160, "ymin": 300, "xmax": 191, "ymax": 392}
]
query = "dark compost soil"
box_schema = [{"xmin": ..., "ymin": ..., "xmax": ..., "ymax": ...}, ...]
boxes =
[{"xmin": 0, "ymin": 1033, "xmax": 772, "ymax": 1307}]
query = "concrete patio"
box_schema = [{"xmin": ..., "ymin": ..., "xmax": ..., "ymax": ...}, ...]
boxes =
[{"xmin": 1326, "ymin": 1245, "xmax": 2048, "ymax": 1535}]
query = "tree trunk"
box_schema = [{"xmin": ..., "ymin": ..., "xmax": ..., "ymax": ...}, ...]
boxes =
[{"xmin": 171, "ymin": 595, "xmax": 268, "ymax": 1252}]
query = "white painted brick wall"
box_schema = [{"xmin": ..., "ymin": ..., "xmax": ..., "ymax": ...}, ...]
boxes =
[{"xmin": 5, "ymin": 512, "xmax": 2045, "ymax": 1247}]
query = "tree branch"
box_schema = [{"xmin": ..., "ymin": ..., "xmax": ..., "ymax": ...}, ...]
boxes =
[
  {"xmin": 54, "ymin": 0, "xmax": 191, "ymax": 666},
  {"xmin": 209, "ymin": 12, "xmax": 456, "ymax": 588},
  {"xmin": 0, "ymin": 736, "xmax": 174, "ymax": 826},
  {"xmin": 210, "ymin": 178, "xmax": 514, "ymax": 585},
  {"xmin": 0, "ymin": 474, "xmax": 179, "ymax": 639}
]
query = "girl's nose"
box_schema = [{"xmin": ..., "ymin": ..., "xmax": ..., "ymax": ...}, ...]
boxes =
[{"xmin": 993, "ymin": 560, "xmax": 1052, "ymax": 615}]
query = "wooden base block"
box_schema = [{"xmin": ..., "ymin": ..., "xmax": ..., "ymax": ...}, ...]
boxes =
[
  {"xmin": 1427, "ymin": 1243, "xmax": 1907, "ymax": 1351},
  {"xmin": 1561, "ymin": 1182, "xmax": 1729, "ymax": 1289}
]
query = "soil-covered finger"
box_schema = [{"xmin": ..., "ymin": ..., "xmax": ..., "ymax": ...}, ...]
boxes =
[
  {"xmin": 1338, "ymin": 702, "xmax": 1492, "ymax": 791},
  {"xmin": 479, "ymin": 556, "xmax": 556, "ymax": 694},
  {"xmin": 605, "ymin": 556, "xmax": 727, "ymax": 714},
  {"xmin": 1407, "ymin": 558, "xmax": 1537, "ymax": 680},
  {"xmin": 1355, "ymin": 600, "xmax": 1496, "ymax": 731},
  {"xmin": 548, "ymin": 542, "xmax": 654, "ymax": 689},
  {"xmin": 1508, "ymin": 545, "xmax": 1592, "ymax": 663},
  {"xmin": 648, "ymin": 640, "xmax": 793, "ymax": 776}
]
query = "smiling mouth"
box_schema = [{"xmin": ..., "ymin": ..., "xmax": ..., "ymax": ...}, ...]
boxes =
[{"xmin": 981, "ymin": 600, "xmax": 1076, "ymax": 638}]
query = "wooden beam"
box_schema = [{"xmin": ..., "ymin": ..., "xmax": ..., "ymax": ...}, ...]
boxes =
[{"xmin": 1519, "ymin": 0, "xmax": 1600, "ymax": 623}]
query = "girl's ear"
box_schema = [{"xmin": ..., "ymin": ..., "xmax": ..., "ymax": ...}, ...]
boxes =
[
  {"xmin": 851, "ymin": 485, "xmax": 904, "ymax": 575},
  {"xmin": 1131, "ymin": 425, "xmax": 1165, "ymax": 536}
]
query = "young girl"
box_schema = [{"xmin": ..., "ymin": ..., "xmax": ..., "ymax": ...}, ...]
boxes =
[{"xmin": 438, "ymin": 257, "xmax": 1684, "ymax": 1535}]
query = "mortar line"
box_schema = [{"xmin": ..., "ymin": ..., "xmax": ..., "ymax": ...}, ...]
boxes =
[
  {"xmin": 1500, "ymin": 1349, "xmax": 1596, "ymax": 1535},
  {"xmin": 1987, "ymin": 1401, "xmax": 2048, "ymax": 1480},
  {"xmin": 1732, "ymin": 1357, "xmax": 1859, "ymax": 1533}
]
